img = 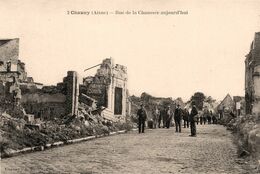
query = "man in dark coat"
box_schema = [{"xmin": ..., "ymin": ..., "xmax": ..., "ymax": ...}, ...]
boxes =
[
  {"xmin": 203, "ymin": 115, "xmax": 207, "ymax": 124},
  {"xmin": 183, "ymin": 108, "xmax": 189, "ymax": 128},
  {"xmin": 137, "ymin": 104, "xmax": 147, "ymax": 133},
  {"xmin": 161, "ymin": 106, "xmax": 168, "ymax": 128},
  {"xmin": 166, "ymin": 106, "xmax": 172, "ymax": 129},
  {"xmin": 203, "ymin": 109, "xmax": 208, "ymax": 125},
  {"xmin": 208, "ymin": 111, "xmax": 213, "ymax": 124},
  {"xmin": 158, "ymin": 108, "xmax": 162, "ymax": 128},
  {"xmin": 174, "ymin": 104, "xmax": 182, "ymax": 132},
  {"xmin": 196, "ymin": 115, "xmax": 199, "ymax": 125},
  {"xmin": 212, "ymin": 114, "xmax": 217, "ymax": 124},
  {"xmin": 190, "ymin": 104, "xmax": 198, "ymax": 137},
  {"xmin": 199, "ymin": 113, "xmax": 203, "ymax": 125}
]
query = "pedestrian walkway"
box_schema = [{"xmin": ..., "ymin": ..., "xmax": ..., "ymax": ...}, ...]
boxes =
[{"xmin": 1, "ymin": 125, "xmax": 253, "ymax": 174}]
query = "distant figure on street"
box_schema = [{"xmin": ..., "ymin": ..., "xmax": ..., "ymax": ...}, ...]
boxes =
[
  {"xmin": 161, "ymin": 106, "xmax": 168, "ymax": 128},
  {"xmin": 212, "ymin": 114, "xmax": 217, "ymax": 124},
  {"xmin": 152, "ymin": 106, "xmax": 160, "ymax": 129},
  {"xmin": 199, "ymin": 113, "xmax": 203, "ymax": 125},
  {"xmin": 208, "ymin": 111, "xmax": 212, "ymax": 124},
  {"xmin": 183, "ymin": 108, "xmax": 189, "ymax": 128},
  {"xmin": 158, "ymin": 107, "xmax": 162, "ymax": 128},
  {"xmin": 137, "ymin": 104, "xmax": 147, "ymax": 133},
  {"xmin": 6, "ymin": 61, "xmax": 11, "ymax": 72},
  {"xmin": 203, "ymin": 109, "xmax": 209, "ymax": 125},
  {"xmin": 203, "ymin": 115, "xmax": 207, "ymax": 124},
  {"xmin": 190, "ymin": 104, "xmax": 198, "ymax": 137},
  {"xmin": 166, "ymin": 106, "xmax": 172, "ymax": 129},
  {"xmin": 174, "ymin": 104, "xmax": 182, "ymax": 132},
  {"xmin": 196, "ymin": 116, "xmax": 199, "ymax": 125}
]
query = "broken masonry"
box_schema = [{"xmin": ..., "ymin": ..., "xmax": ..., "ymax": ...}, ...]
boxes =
[{"xmin": 0, "ymin": 39, "xmax": 131, "ymax": 122}]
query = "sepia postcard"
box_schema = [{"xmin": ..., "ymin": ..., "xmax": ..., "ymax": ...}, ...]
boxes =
[{"xmin": 0, "ymin": 0, "xmax": 260, "ymax": 174}]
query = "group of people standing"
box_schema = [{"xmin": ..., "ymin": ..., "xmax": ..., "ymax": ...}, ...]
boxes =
[
  {"xmin": 197, "ymin": 110, "xmax": 218, "ymax": 125},
  {"xmin": 137, "ymin": 103, "xmax": 199, "ymax": 137}
]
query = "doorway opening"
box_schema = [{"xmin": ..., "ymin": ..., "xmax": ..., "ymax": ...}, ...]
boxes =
[{"xmin": 114, "ymin": 87, "xmax": 123, "ymax": 115}]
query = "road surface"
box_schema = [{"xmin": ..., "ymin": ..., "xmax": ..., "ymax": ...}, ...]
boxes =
[{"xmin": 1, "ymin": 124, "xmax": 254, "ymax": 174}]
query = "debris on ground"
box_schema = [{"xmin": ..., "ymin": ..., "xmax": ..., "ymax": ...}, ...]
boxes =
[{"xmin": 0, "ymin": 100, "xmax": 134, "ymax": 158}]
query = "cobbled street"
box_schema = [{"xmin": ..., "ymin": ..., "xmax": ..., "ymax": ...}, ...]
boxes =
[{"xmin": 0, "ymin": 125, "xmax": 254, "ymax": 174}]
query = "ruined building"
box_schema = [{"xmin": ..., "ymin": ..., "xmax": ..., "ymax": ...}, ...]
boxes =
[
  {"xmin": 0, "ymin": 38, "xmax": 130, "ymax": 122},
  {"xmin": 0, "ymin": 38, "xmax": 27, "ymax": 82},
  {"xmin": 81, "ymin": 58, "xmax": 131, "ymax": 121},
  {"xmin": 0, "ymin": 38, "xmax": 79, "ymax": 120},
  {"xmin": 62, "ymin": 71, "xmax": 79, "ymax": 116},
  {"xmin": 245, "ymin": 32, "xmax": 260, "ymax": 115},
  {"xmin": 0, "ymin": 38, "xmax": 42, "ymax": 104},
  {"xmin": 22, "ymin": 71, "xmax": 79, "ymax": 119},
  {"xmin": 0, "ymin": 38, "xmax": 42, "ymax": 88}
]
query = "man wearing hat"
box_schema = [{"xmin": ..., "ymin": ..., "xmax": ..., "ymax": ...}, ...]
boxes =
[
  {"xmin": 165, "ymin": 106, "xmax": 172, "ymax": 128},
  {"xmin": 174, "ymin": 104, "xmax": 182, "ymax": 132},
  {"xmin": 190, "ymin": 103, "xmax": 198, "ymax": 137},
  {"xmin": 137, "ymin": 104, "xmax": 147, "ymax": 133},
  {"xmin": 161, "ymin": 106, "xmax": 168, "ymax": 128}
]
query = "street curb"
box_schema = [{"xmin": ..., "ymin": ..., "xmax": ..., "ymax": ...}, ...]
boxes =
[
  {"xmin": 66, "ymin": 135, "xmax": 96, "ymax": 144},
  {"xmin": 1, "ymin": 128, "xmax": 137, "ymax": 159}
]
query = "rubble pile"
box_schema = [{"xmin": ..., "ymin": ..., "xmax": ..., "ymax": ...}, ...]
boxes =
[
  {"xmin": 0, "ymin": 112, "xmax": 42, "ymax": 153},
  {"xmin": 0, "ymin": 101, "xmax": 133, "ymax": 158},
  {"xmin": 219, "ymin": 112, "xmax": 235, "ymax": 127},
  {"xmin": 225, "ymin": 114, "xmax": 260, "ymax": 162}
]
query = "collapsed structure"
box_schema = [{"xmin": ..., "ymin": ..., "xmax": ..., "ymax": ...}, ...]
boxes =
[
  {"xmin": 0, "ymin": 38, "xmax": 28, "ymax": 83},
  {"xmin": 0, "ymin": 38, "xmax": 130, "ymax": 122},
  {"xmin": 21, "ymin": 71, "xmax": 79, "ymax": 120},
  {"xmin": 0, "ymin": 39, "xmax": 43, "ymax": 110},
  {"xmin": 81, "ymin": 58, "xmax": 131, "ymax": 121},
  {"xmin": 245, "ymin": 32, "xmax": 260, "ymax": 115},
  {"xmin": 0, "ymin": 39, "xmax": 43, "ymax": 98}
]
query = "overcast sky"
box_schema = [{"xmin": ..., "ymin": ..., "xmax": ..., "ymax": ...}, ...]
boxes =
[{"xmin": 0, "ymin": 0, "xmax": 260, "ymax": 101}]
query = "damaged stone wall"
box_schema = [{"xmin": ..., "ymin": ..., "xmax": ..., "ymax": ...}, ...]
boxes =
[
  {"xmin": 21, "ymin": 92, "xmax": 66, "ymax": 119},
  {"xmin": 0, "ymin": 38, "xmax": 43, "ymax": 98},
  {"xmin": 0, "ymin": 39, "xmax": 19, "ymax": 62},
  {"xmin": 0, "ymin": 39, "xmax": 27, "ymax": 82},
  {"xmin": 0, "ymin": 39, "xmax": 129, "ymax": 122},
  {"xmin": 245, "ymin": 32, "xmax": 260, "ymax": 115},
  {"xmin": 21, "ymin": 71, "xmax": 79, "ymax": 120},
  {"xmin": 63, "ymin": 71, "xmax": 79, "ymax": 116},
  {"xmin": 82, "ymin": 58, "xmax": 129, "ymax": 121},
  {"xmin": 82, "ymin": 76, "xmax": 110, "ymax": 108}
]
